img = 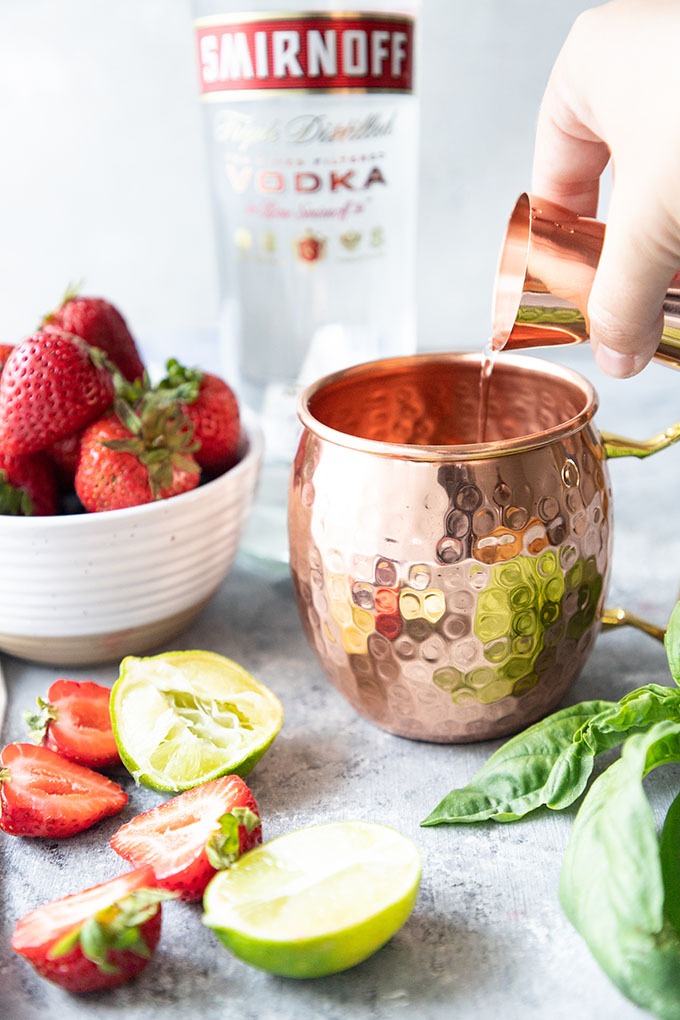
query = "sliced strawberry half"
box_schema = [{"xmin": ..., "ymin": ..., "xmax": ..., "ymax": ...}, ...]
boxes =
[
  {"xmin": 0, "ymin": 743, "xmax": 127, "ymax": 838},
  {"xmin": 11, "ymin": 866, "xmax": 170, "ymax": 992},
  {"xmin": 25, "ymin": 679, "xmax": 120, "ymax": 769},
  {"xmin": 110, "ymin": 774, "xmax": 262, "ymax": 901}
]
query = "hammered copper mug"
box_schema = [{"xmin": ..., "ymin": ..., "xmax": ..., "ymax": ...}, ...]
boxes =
[{"xmin": 288, "ymin": 351, "xmax": 680, "ymax": 743}]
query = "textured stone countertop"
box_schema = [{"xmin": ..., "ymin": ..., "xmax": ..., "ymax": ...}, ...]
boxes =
[{"xmin": 1, "ymin": 347, "xmax": 679, "ymax": 1020}]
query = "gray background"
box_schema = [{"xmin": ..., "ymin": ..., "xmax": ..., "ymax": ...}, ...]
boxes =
[{"xmin": 0, "ymin": 0, "xmax": 606, "ymax": 359}]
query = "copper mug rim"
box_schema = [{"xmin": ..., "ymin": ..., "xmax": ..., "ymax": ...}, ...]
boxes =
[{"xmin": 297, "ymin": 350, "xmax": 599, "ymax": 462}]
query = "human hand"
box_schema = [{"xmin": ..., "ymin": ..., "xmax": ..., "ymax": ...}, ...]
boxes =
[{"xmin": 532, "ymin": 0, "xmax": 680, "ymax": 377}]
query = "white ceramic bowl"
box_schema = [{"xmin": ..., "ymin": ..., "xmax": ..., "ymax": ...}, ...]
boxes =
[{"xmin": 0, "ymin": 410, "xmax": 263, "ymax": 666}]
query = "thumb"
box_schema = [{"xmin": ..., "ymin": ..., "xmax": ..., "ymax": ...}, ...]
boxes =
[{"xmin": 588, "ymin": 187, "xmax": 675, "ymax": 378}]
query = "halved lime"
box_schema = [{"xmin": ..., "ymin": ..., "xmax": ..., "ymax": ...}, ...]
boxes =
[
  {"xmin": 202, "ymin": 820, "xmax": 421, "ymax": 978},
  {"xmin": 110, "ymin": 650, "xmax": 283, "ymax": 792}
]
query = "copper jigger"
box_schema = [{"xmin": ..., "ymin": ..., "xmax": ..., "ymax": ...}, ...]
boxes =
[{"xmin": 492, "ymin": 192, "xmax": 680, "ymax": 368}]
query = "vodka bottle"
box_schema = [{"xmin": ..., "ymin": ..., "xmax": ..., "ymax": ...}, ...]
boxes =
[{"xmin": 191, "ymin": 1, "xmax": 420, "ymax": 569}]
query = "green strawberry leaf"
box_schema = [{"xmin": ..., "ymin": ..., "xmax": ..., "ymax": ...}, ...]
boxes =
[
  {"xmin": 48, "ymin": 887, "xmax": 175, "ymax": 973},
  {"xmin": 23, "ymin": 696, "xmax": 57, "ymax": 744},
  {"xmin": 0, "ymin": 471, "xmax": 33, "ymax": 517},
  {"xmin": 205, "ymin": 807, "xmax": 260, "ymax": 870},
  {"xmin": 156, "ymin": 358, "xmax": 203, "ymax": 405}
]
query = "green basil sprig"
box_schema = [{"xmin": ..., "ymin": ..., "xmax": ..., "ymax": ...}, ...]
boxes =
[
  {"xmin": 559, "ymin": 721, "xmax": 680, "ymax": 1019},
  {"xmin": 422, "ymin": 684, "xmax": 680, "ymax": 826},
  {"xmin": 421, "ymin": 596, "xmax": 680, "ymax": 1017}
]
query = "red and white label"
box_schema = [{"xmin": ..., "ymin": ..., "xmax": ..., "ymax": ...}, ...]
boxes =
[{"xmin": 195, "ymin": 13, "xmax": 415, "ymax": 96}]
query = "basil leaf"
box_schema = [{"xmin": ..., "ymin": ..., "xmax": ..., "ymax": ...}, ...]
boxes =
[
  {"xmin": 587, "ymin": 683, "xmax": 680, "ymax": 752},
  {"xmin": 422, "ymin": 684, "xmax": 680, "ymax": 827},
  {"xmin": 660, "ymin": 789, "xmax": 680, "ymax": 938},
  {"xmin": 421, "ymin": 701, "xmax": 615, "ymax": 825},
  {"xmin": 665, "ymin": 599, "xmax": 680, "ymax": 687},
  {"xmin": 559, "ymin": 720, "xmax": 680, "ymax": 1020}
]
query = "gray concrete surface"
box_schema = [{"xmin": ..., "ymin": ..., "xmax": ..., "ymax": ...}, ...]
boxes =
[{"xmin": 1, "ymin": 345, "xmax": 679, "ymax": 1019}]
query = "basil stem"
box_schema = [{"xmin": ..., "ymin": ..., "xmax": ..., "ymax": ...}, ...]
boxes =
[
  {"xmin": 422, "ymin": 684, "xmax": 680, "ymax": 826},
  {"xmin": 559, "ymin": 721, "xmax": 680, "ymax": 1020}
]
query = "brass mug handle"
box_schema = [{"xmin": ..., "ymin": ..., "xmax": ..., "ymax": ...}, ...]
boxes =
[
  {"xmin": 597, "ymin": 420, "xmax": 680, "ymax": 642},
  {"xmin": 601, "ymin": 421, "xmax": 680, "ymax": 459},
  {"xmin": 600, "ymin": 607, "xmax": 666, "ymax": 643}
]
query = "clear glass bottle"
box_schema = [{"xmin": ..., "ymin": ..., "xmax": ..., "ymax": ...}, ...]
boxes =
[{"xmin": 191, "ymin": 1, "xmax": 420, "ymax": 570}]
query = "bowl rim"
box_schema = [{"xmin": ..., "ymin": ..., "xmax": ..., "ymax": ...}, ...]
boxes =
[{"xmin": 0, "ymin": 406, "xmax": 264, "ymax": 530}]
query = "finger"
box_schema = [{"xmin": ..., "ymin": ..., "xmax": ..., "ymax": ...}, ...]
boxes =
[
  {"xmin": 531, "ymin": 13, "xmax": 611, "ymax": 216},
  {"xmin": 588, "ymin": 186, "xmax": 674, "ymax": 377},
  {"xmin": 532, "ymin": 96, "xmax": 610, "ymax": 217}
]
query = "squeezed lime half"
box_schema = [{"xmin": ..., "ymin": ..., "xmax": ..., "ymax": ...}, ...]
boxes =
[
  {"xmin": 202, "ymin": 820, "xmax": 421, "ymax": 978},
  {"xmin": 110, "ymin": 650, "xmax": 283, "ymax": 792}
]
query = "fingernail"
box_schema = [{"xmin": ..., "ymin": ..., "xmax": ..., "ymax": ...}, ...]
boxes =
[{"xmin": 593, "ymin": 344, "xmax": 644, "ymax": 378}]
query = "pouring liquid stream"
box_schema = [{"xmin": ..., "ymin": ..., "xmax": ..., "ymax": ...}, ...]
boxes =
[{"xmin": 477, "ymin": 340, "xmax": 497, "ymax": 444}]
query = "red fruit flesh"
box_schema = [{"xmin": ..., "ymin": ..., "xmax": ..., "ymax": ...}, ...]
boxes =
[
  {"xmin": 110, "ymin": 774, "xmax": 262, "ymax": 900},
  {"xmin": 40, "ymin": 679, "xmax": 120, "ymax": 768},
  {"xmin": 12, "ymin": 866, "xmax": 162, "ymax": 993},
  {"xmin": 0, "ymin": 743, "xmax": 127, "ymax": 837}
]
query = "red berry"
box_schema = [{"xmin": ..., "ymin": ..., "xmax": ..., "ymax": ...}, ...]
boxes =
[
  {"xmin": 0, "ymin": 450, "xmax": 57, "ymax": 515},
  {"xmin": 75, "ymin": 406, "xmax": 200, "ymax": 512},
  {"xmin": 110, "ymin": 774, "xmax": 262, "ymax": 901},
  {"xmin": 45, "ymin": 294, "xmax": 145, "ymax": 382},
  {"xmin": 12, "ymin": 867, "xmax": 167, "ymax": 993},
  {"xmin": 0, "ymin": 743, "xmax": 127, "ymax": 838},
  {"xmin": 0, "ymin": 330, "xmax": 114, "ymax": 456},
  {"xmin": 25, "ymin": 679, "xmax": 120, "ymax": 769}
]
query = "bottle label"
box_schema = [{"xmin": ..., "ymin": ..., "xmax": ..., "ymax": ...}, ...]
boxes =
[{"xmin": 194, "ymin": 12, "xmax": 415, "ymax": 97}]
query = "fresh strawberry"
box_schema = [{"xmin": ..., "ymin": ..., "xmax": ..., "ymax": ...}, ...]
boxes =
[
  {"xmin": 11, "ymin": 866, "xmax": 171, "ymax": 993},
  {"xmin": 0, "ymin": 330, "xmax": 115, "ymax": 456},
  {"xmin": 46, "ymin": 430, "xmax": 82, "ymax": 489},
  {"xmin": 0, "ymin": 743, "xmax": 127, "ymax": 837},
  {"xmin": 43, "ymin": 291, "xmax": 146, "ymax": 382},
  {"xmin": 25, "ymin": 679, "xmax": 120, "ymax": 769},
  {"xmin": 0, "ymin": 343, "xmax": 14, "ymax": 375},
  {"xmin": 74, "ymin": 397, "xmax": 200, "ymax": 512},
  {"xmin": 157, "ymin": 359, "xmax": 241, "ymax": 475},
  {"xmin": 0, "ymin": 450, "xmax": 58, "ymax": 515},
  {"xmin": 110, "ymin": 775, "xmax": 262, "ymax": 901}
]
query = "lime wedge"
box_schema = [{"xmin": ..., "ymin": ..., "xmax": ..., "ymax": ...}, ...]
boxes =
[
  {"xmin": 110, "ymin": 650, "xmax": 283, "ymax": 792},
  {"xmin": 202, "ymin": 820, "xmax": 421, "ymax": 978}
]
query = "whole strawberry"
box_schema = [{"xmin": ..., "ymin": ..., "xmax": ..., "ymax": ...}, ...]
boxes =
[
  {"xmin": 157, "ymin": 359, "xmax": 241, "ymax": 475},
  {"xmin": 0, "ymin": 450, "xmax": 58, "ymax": 516},
  {"xmin": 0, "ymin": 330, "xmax": 115, "ymax": 456},
  {"xmin": 46, "ymin": 430, "xmax": 82, "ymax": 489},
  {"xmin": 75, "ymin": 398, "xmax": 200, "ymax": 512},
  {"xmin": 44, "ymin": 291, "xmax": 145, "ymax": 382}
]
